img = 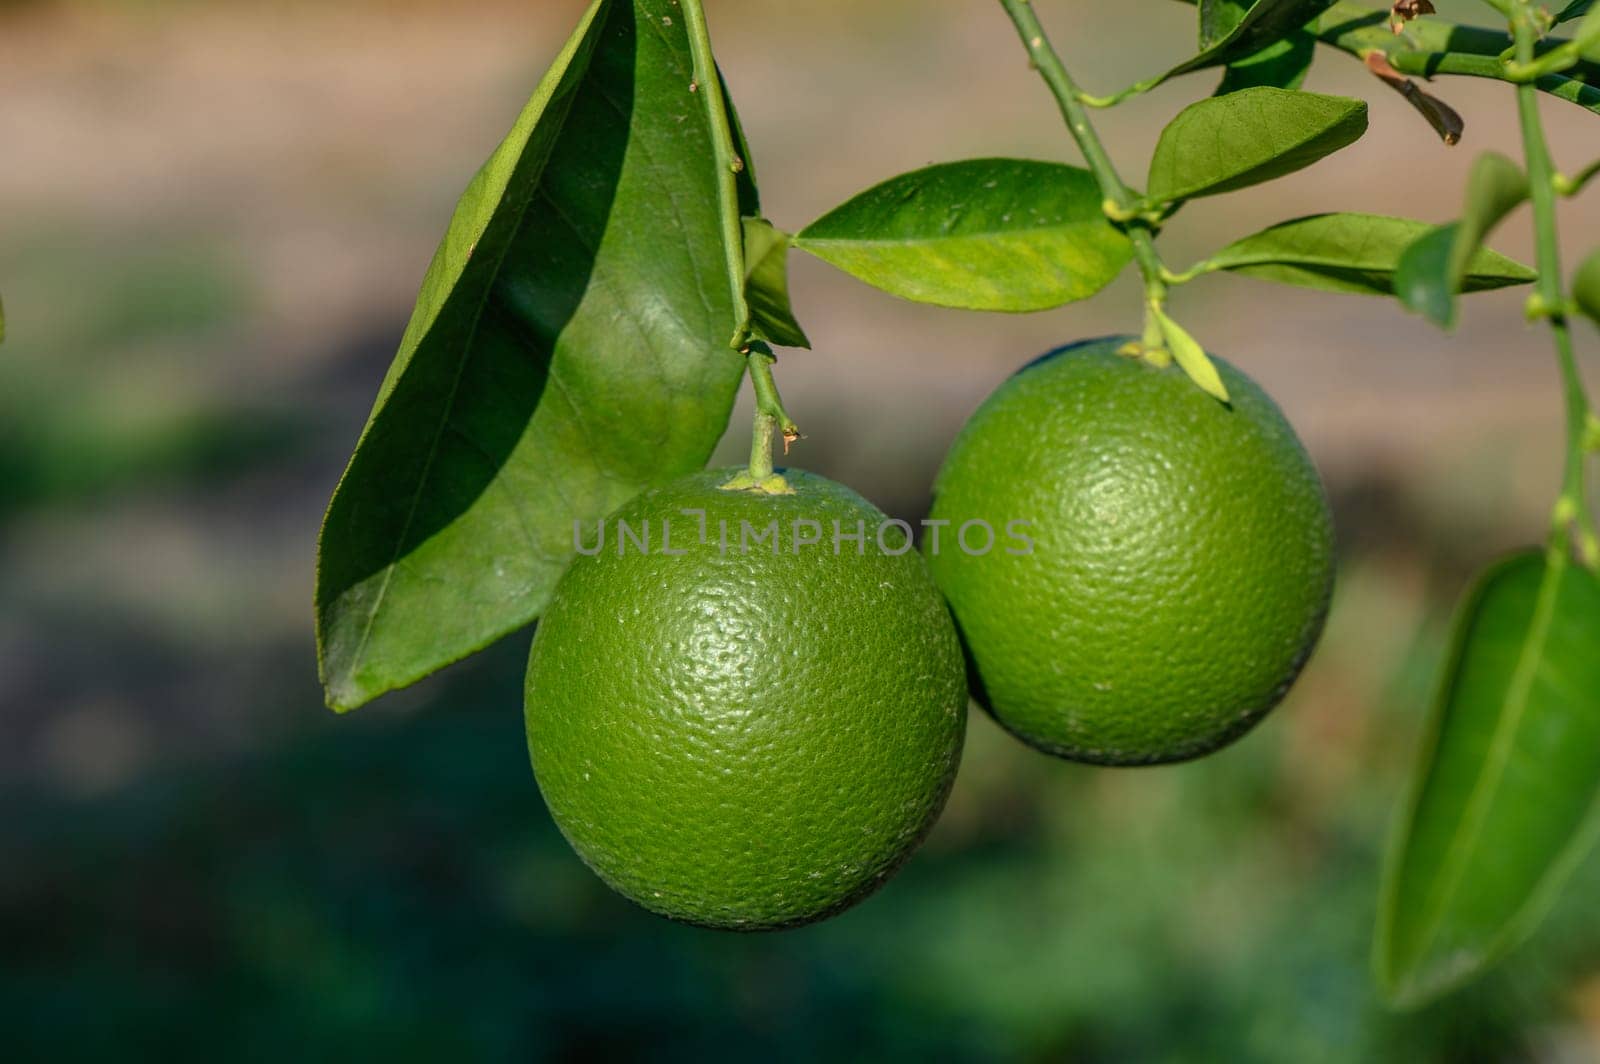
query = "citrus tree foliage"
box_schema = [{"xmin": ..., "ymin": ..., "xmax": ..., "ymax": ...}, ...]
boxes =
[
  {"xmin": 317, "ymin": 0, "xmax": 1600, "ymax": 1008},
  {"xmin": 317, "ymin": 0, "xmax": 756, "ymax": 711}
]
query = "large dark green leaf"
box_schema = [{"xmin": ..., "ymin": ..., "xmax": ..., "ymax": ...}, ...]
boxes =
[
  {"xmin": 1205, "ymin": 213, "xmax": 1535, "ymax": 295},
  {"xmin": 1166, "ymin": 0, "xmax": 1337, "ymax": 81},
  {"xmin": 794, "ymin": 159, "xmax": 1133, "ymax": 312},
  {"xmin": 1396, "ymin": 152, "xmax": 1529, "ymax": 328},
  {"xmin": 316, "ymin": 0, "xmax": 748, "ymax": 711},
  {"xmin": 1146, "ymin": 88, "xmax": 1366, "ymax": 203},
  {"xmin": 1377, "ymin": 551, "xmax": 1600, "ymax": 1008},
  {"xmin": 1577, "ymin": 247, "xmax": 1600, "ymax": 327}
]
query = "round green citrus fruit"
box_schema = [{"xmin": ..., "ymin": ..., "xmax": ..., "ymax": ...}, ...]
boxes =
[
  {"xmin": 926, "ymin": 337, "xmax": 1334, "ymax": 765},
  {"xmin": 525, "ymin": 467, "xmax": 967, "ymax": 930}
]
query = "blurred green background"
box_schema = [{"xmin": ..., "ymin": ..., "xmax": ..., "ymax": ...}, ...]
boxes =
[{"xmin": 5, "ymin": 0, "xmax": 1600, "ymax": 1059}]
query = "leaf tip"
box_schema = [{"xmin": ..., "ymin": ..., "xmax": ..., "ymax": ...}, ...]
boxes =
[
  {"xmin": 318, "ymin": 654, "xmax": 376, "ymax": 714},
  {"xmin": 1422, "ymin": 302, "xmax": 1459, "ymax": 331},
  {"xmin": 322, "ymin": 679, "xmax": 368, "ymax": 715},
  {"xmin": 1374, "ymin": 956, "xmax": 1477, "ymax": 1013},
  {"xmin": 1154, "ymin": 307, "xmax": 1229, "ymax": 403}
]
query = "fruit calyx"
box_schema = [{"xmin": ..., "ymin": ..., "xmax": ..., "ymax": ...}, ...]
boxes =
[
  {"xmin": 720, "ymin": 470, "xmax": 796, "ymax": 495},
  {"xmin": 1115, "ymin": 338, "xmax": 1174, "ymax": 370}
]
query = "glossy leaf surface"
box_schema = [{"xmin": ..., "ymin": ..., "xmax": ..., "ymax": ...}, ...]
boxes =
[
  {"xmin": 1146, "ymin": 88, "xmax": 1367, "ymax": 203},
  {"xmin": 1206, "ymin": 213, "xmax": 1535, "ymax": 295},
  {"xmin": 317, "ymin": 0, "xmax": 747, "ymax": 711},
  {"xmin": 1378, "ymin": 552, "xmax": 1600, "ymax": 1008},
  {"xmin": 795, "ymin": 159, "xmax": 1133, "ymax": 312}
]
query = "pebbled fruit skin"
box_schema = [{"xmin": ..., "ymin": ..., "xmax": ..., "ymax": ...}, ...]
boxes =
[
  {"xmin": 926, "ymin": 337, "xmax": 1334, "ymax": 766},
  {"xmin": 525, "ymin": 467, "xmax": 967, "ymax": 930}
]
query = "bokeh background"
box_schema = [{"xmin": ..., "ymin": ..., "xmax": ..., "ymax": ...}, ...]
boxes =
[{"xmin": 5, "ymin": 0, "xmax": 1600, "ymax": 1058}]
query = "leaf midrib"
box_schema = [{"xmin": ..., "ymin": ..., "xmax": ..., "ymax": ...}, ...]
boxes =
[
  {"xmin": 1404, "ymin": 558, "xmax": 1567, "ymax": 977},
  {"xmin": 798, "ymin": 220, "xmax": 1110, "ymax": 252},
  {"xmin": 337, "ymin": 30, "xmax": 599, "ymax": 700},
  {"xmin": 1212, "ymin": 218, "xmax": 1527, "ymax": 280}
]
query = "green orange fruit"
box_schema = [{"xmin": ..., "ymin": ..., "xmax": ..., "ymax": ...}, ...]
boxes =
[
  {"xmin": 926, "ymin": 337, "xmax": 1334, "ymax": 765},
  {"xmin": 525, "ymin": 468, "xmax": 967, "ymax": 930}
]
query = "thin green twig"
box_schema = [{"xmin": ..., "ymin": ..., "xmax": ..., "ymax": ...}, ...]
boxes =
[
  {"xmin": 997, "ymin": 0, "xmax": 1170, "ymax": 349},
  {"xmin": 680, "ymin": 0, "xmax": 751, "ymax": 349},
  {"xmin": 1511, "ymin": 2, "xmax": 1600, "ymax": 566},
  {"xmin": 724, "ymin": 347, "xmax": 799, "ymax": 490},
  {"xmin": 682, "ymin": 2, "xmax": 803, "ymax": 491},
  {"xmin": 1152, "ymin": 0, "xmax": 1600, "ymax": 118}
]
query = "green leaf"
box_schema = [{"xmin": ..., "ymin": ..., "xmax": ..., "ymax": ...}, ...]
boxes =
[
  {"xmin": 1198, "ymin": 0, "xmax": 1250, "ymax": 49},
  {"xmin": 1166, "ymin": 0, "xmax": 1338, "ymax": 81},
  {"xmin": 1146, "ymin": 88, "xmax": 1367, "ymax": 204},
  {"xmin": 1199, "ymin": 0, "xmax": 1316, "ymax": 94},
  {"xmin": 1574, "ymin": 3, "xmax": 1600, "ymax": 59},
  {"xmin": 1556, "ymin": 0, "xmax": 1595, "ymax": 26},
  {"xmin": 1215, "ymin": 30, "xmax": 1317, "ymax": 94},
  {"xmin": 795, "ymin": 158, "xmax": 1133, "ymax": 313},
  {"xmin": 1451, "ymin": 152, "xmax": 1530, "ymax": 273},
  {"xmin": 0, "ymin": 292, "xmax": 6, "ymax": 346},
  {"xmin": 1576, "ymin": 247, "xmax": 1600, "ymax": 327},
  {"xmin": 1393, "ymin": 226, "xmax": 1461, "ymax": 326},
  {"xmin": 1376, "ymin": 552, "xmax": 1600, "ymax": 1008},
  {"xmin": 1152, "ymin": 306, "xmax": 1230, "ymax": 403},
  {"xmin": 316, "ymin": 0, "xmax": 748, "ymax": 712},
  {"xmin": 1396, "ymin": 152, "xmax": 1529, "ymax": 328},
  {"xmin": 1206, "ymin": 213, "xmax": 1536, "ymax": 296},
  {"xmin": 742, "ymin": 218, "xmax": 810, "ymax": 349},
  {"xmin": 721, "ymin": 67, "xmax": 761, "ymax": 219}
]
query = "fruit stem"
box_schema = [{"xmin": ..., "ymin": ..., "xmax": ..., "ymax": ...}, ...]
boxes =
[
  {"xmin": 997, "ymin": 0, "xmax": 1173, "ymax": 358},
  {"xmin": 724, "ymin": 345, "xmax": 799, "ymax": 495},
  {"xmin": 1511, "ymin": 2, "xmax": 1599, "ymax": 568},
  {"xmin": 680, "ymin": 0, "xmax": 752, "ymax": 350}
]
